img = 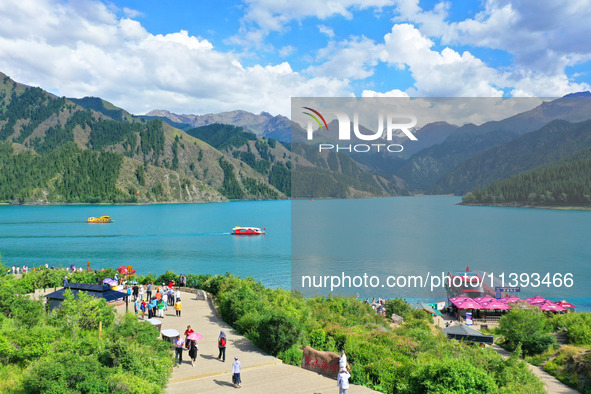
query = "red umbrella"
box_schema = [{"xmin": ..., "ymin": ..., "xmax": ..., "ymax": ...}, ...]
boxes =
[
  {"xmin": 556, "ymin": 300, "xmax": 577, "ymax": 309},
  {"xmin": 116, "ymin": 266, "xmax": 136, "ymax": 275},
  {"xmin": 539, "ymin": 301, "xmax": 566, "ymax": 312}
]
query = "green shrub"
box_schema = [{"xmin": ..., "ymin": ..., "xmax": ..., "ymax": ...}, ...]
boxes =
[
  {"xmin": 499, "ymin": 308, "xmax": 555, "ymax": 355},
  {"xmin": 257, "ymin": 313, "xmax": 301, "ymax": 354}
]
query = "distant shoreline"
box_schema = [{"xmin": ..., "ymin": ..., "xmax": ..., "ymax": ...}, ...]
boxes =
[{"xmin": 459, "ymin": 202, "xmax": 591, "ymax": 211}]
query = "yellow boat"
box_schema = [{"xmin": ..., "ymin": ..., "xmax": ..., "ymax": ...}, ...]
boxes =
[{"xmin": 87, "ymin": 216, "xmax": 113, "ymax": 223}]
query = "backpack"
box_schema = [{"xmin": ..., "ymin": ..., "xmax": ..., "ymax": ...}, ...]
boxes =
[{"xmin": 220, "ymin": 337, "xmax": 226, "ymax": 347}]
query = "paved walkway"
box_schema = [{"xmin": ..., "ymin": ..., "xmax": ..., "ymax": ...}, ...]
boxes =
[
  {"xmin": 120, "ymin": 291, "xmax": 377, "ymax": 393},
  {"xmin": 492, "ymin": 345, "xmax": 579, "ymax": 394}
]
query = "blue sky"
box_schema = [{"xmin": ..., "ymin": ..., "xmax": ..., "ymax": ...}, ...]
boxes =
[{"xmin": 0, "ymin": 0, "xmax": 590, "ymax": 116}]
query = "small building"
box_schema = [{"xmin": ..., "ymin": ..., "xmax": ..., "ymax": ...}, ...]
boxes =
[
  {"xmin": 44, "ymin": 283, "xmax": 128, "ymax": 311},
  {"xmin": 442, "ymin": 323, "xmax": 494, "ymax": 344}
]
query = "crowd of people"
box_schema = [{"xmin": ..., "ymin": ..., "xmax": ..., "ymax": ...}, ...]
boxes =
[
  {"xmin": 363, "ymin": 297, "xmax": 387, "ymax": 316},
  {"xmin": 131, "ymin": 283, "xmax": 183, "ymax": 320}
]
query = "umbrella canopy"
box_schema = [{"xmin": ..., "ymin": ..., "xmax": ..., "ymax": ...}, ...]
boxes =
[
  {"xmin": 502, "ymin": 295, "xmax": 522, "ymax": 303},
  {"xmin": 482, "ymin": 300, "xmax": 510, "ymax": 310},
  {"xmin": 186, "ymin": 332, "xmax": 203, "ymax": 341},
  {"xmin": 449, "ymin": 295, "xmax": 469, "ymax": 303},
  {"xmin": 116, "ymin": 266, "xmax": 137, "ymax": 275},
  {"xmin": 456, "ymin": 299, "xmax": 483, "ymax": 310},
  {"xmin": 474, "ymin": 295, "xmax": 494, "ymax": 303},
  {"xmin": 539, "ymin": 301, "xmax": 566, "ymax": 312},
  {"xmin": 525, "ymin": 296, "xmax": 546, "ymax": 304},
  {"xmin": 556, "ymin": 300, "xmax": 577, "ymax": 309}
]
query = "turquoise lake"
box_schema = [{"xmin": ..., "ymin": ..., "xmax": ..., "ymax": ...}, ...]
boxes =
[{"xmin": 1, "ymin": 197, "xmax": 590, "ymax": 310}]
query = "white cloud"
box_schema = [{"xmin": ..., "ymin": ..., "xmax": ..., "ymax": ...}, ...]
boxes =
[
  {"xmin": 361, "ymin": 89, "xmax": 408, "ymax": 97},
  {"xmin": 122, "ymin": 7, "xmax": 142, "ymax": 18},
  {"xmin": 0, "ymin": 0, "xmax": 351, "ymax": 116},
  {"xmin": 304, "ymin": 36, "xmax": 385, "ymax": 80},
  {"xmin": 234, "ymin": 0, "xmax": 396, "ymax": 44},
  {"xmin": 279, "ymin": 45, "xmax": 295, "ymax": 57},
  {"xmin": 318, "ymin": 25, "xmax": 335, "ymax": 38},
  {"xmin": 382, "ymin": 24, "xmax": 503, "ymax": 96},
  {"xmin": 393, "ymin": 0, "xmax": 591, "ymax": 88}
]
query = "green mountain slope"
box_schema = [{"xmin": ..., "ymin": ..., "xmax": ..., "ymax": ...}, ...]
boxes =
[
  {"xmin": 0, "ymin": 73, "xmax": 285, "ymax": 203},
  {"xmin": 462, "ymin": 148, "xmax": 591, "ymax": 207},
  {"xmin": 431, "ymin": 119, "xmax": 591, "ymax": 195}
]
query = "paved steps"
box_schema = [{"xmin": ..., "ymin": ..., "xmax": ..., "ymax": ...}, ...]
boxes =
[{"xmin": 120, "ymin": 291, "xmax": 377, "ymax": 393}]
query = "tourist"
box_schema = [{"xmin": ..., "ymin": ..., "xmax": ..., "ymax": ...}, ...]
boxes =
[
  {"xmin": 339, "ymin": 349, "xmax": 347, "ymax": 370},
  {"xmin": 146, "ymin": 282, "xmax": 153, "ymax": 300},
  {"xmin": 155, "ymin": 289, "xmax": 162, "ymax": 302},
  {"xmin": 168, "ymin": 288, "xmax": 175, "ymax": 306},
  {"xmin": 11, "ymin": 266, "xmax": 15, "ymax": 275},
  {"xmin": 175, "ymin": 287, "xmax": 181, "ymax": 300},
  {"xmin": 127, "ymin": 286, "xmax": 132, "ymax": 299},
  {"xmin": 16, "ymin": 266, "xmax": 19, "ymax": 275},
  {"xmin": 188, "ymin": 339, "xmax": 198, "ymax": 367},
  {"xmin": 157, "ymin": 298, "xmax": 165, "ymax": 318},
  {"xmin": 162, "ymin": 292, "xmax": 168, "ymax": 311},
  {"xmin": 337, "ymin": 368, "xmax": 351, "ymax": 394},
  {"xmin": 63, "ymin": 276, "xmax": 69, "ymax": 288},
  {"xmin": 184, "ymin": 325, "xmax": 194, "ymax": 343},
  {"xmin": 132, "ymin": 284, "xmax": 139, "ymax": 301},
  {"xmin": 140, "ymin": 299, "xmax": 147, "ymax": 320},
  {"xmin": 232, "ymin": 356, "xmax": 241, "ymax": 388},
  {"xmin": 175, "ymin": 298, "xmax": 182, "ymax": 317},
  {"xmin": 218, "ymin": 331, "xmax": 227, "ymax": 362},
  {"xmin": 174, "ymin": 335, "xmax": 184, "ymax": 365},
  {"xmin": 138, "ymin": 285, "xmax": 144, "ymax": 301},
  {"xmin": 134, "ymin": 298, "xmax": 140, "ymax": 315},
  {"xmin": 168, "ymin": 280, "xmax": 174, "ymax": 290}
]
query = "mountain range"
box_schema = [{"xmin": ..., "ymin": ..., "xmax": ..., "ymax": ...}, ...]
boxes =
[
  {"xmin": 0, "ymin": 72, "xmax": 403, "ymax": 203},
  {"xmin": 1, "ymin": 70, "xmax": 590, "ymax": 204}
]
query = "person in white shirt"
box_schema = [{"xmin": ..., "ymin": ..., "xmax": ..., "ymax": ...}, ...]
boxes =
[
  {"xmin": 339, "ymin": 349, "xmax": 347, "ymax": 370},
  {"xmin": 337, "ymin": 369, "xmax": 351, "ymax": 394},
  {"xmin": 232, "ymin": 356, "xmax": 241, "ymax": 387}
]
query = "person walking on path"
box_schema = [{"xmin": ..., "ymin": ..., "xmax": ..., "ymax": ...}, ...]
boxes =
[
  {"xmin": 138, "ymin": 285, "xmax": 144, "ymax": 302},
  {"xmin": 184, "ymin": 325, "xmax": 194, "ymax": 344},
  {"xmin": 188, "ymin": 339, "xmax": 198, "ymax": 367},
  {"xmin": 175, "ymin": 298, "xmax": 182, "ymax": 317},
  {"xmin": 134, "ymin": 298, "xmax": 140, "ymax": 315},
  {"xmin": 146, "ymin": 282, "xmax": 153, "ymax": 300},
  {"xmin": 174, "ymin": 335, "xmax": 184, "ymax": 366},
  {"xmin": 218, "ymin": 331, "xmax": 227, "ymax": 362},
  {"xmin": 63, "ymin": 276, "xmax": 69, "ymax": 288},
  {"xmin": 337, "ymin": 368, "xmax": 351, "ymax": 394},
  {"xmin": 232, "ymin": 356, "xmax": 241, "ymax": 388},
  {"xmin": 157, "ymin": 298, "xmax": 165, "ymax": 318},
  {"xmin": 162, "ymin": 292, "xmax": 169, "ymax": 311}
]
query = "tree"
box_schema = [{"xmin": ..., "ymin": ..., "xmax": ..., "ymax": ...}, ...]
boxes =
[{"xmin": 499, "ymin": 307, "xmax": 555, "ymax": 355}]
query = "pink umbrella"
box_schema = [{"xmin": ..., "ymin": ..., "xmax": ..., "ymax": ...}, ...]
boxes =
[
  {"xmin": 474, "ymin": 295, "xmax": 495, "ymax": 303},
  {"xmin": 449, "ymin": 295, "xmax": 468, "ymax": 303},
  {"xmin": 525, "ymin": 295, "xmax": 546, "ymax": 304},
  {"xmin": 457, "ymin": 299, "xmax": 483, "ymax": 310},
  {"xmin": 186, "ymin": 332, "xmax": 203, "ymax": 341},
  {"xmin": 502, "ymin": 295, "xmax": 521, "ymax": 303},
  {"xmin": 539, "ymin": 301, "xmax": 566, "ymax": 312},
  {"xmin": 482, "ymin": 300, "xmax": 510, "ymax": 310},
  {"xmin": 556, "ymin": 300, "xmax": 577, "ymax": 309}
]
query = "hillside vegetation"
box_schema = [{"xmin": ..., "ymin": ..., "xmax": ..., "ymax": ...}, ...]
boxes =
[{"xmin": 462, "ymin": 148, "xmax": 591, "ymax": 207}]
